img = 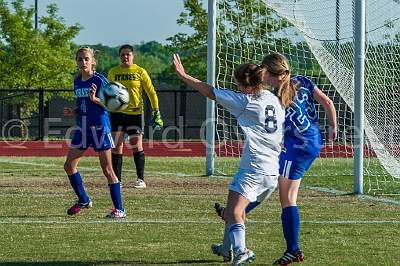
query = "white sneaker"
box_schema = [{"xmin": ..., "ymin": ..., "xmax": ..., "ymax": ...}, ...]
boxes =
[
  {"xmin": 105, "ymin": 208, "xmax": 126, "ymax": 219},
  {"xmin": 133, "ymin": 179, "xmax": 146, "ymax": 188},
  {"xmin": 211, "ymin": 243, "xmax": 232, "ymax": 262},
  {"xmin": 232, "ymin": 249, "xmax": 255, "ymax": 266}
]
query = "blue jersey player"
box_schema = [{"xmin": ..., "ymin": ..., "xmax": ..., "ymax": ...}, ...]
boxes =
[
  {"xmin": 263, "ymin": 53, "xmax": 337, "ymax": 265},
  {"xmin": 64, "ymin": 46, "xmax": 126, "ymax": 219}
]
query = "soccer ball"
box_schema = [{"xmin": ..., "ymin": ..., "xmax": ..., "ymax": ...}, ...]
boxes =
[{"xmin": 99, "ymin": 81, "xmax": 130, "ymax": 112}]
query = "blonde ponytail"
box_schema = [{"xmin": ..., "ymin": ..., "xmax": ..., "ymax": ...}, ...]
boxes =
[
  {"xmin": 276, "ymin": 76, "xmax": 299, "ymax": 108},
  {"xmin": 261, "ymin": 52, "xmax": 299, "ymax": 108}
]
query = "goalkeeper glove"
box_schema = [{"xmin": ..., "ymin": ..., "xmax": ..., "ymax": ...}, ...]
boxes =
[{"xmin": 150, "ymin": 110, "xmax": 163, "ymax": 130}]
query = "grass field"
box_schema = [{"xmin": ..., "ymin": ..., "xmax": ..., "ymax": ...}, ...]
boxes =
[{"xmin": 1, "ymin": 156, "xmax": 400, "ymax": 265}]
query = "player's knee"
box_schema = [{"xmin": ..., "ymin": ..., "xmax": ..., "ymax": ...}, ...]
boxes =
[
  {"xmin": 287, "ymin": 198, "xmax": 297, "ymax": 206},
  {"xmin": 64, "ymin": 162, "xmax": 73, "ymax": 174},
  {"xmin": 101, "ymin": 166, "xmax": 114, "ymax": 178},
  {"xmin": 225, "ymin": 208, "xmax": 244, "ymax": 224},
  {"xmin": 112, "ymin": 144, "xmax": 124, "ymax": 154},
  {"xmin": 281, "ymin": 194, "xmax": 297, "ymax": 207},
  {"xmin": 131, "ymin": 146, "xmax": 143, "ymax": 154}
]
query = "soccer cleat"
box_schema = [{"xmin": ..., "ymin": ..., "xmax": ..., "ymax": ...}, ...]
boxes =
[
  {"xmin": 133, "ymin": 179, "xmax": 146, "ymax": 188},
  {"xmin": 272, "ymin": 249, "xmax": 304, "ymax": 265},
  {"xmin": 211, "ymin": 243, "xmax": 232, "ymax": 262},
  {"xmin": 214, "ymin": 202, "xmax": 225, "ymax": 219},
  {"xmin": 232, "ymin": 249, "xmax": 255, "ymax": 266},
  {"xmin": 67, "ymin": 199, "xmax": 92, "ymax": 215},
  {"xmin": 106, "ymin": 208, "xmax": 126, "ymax": 219}
]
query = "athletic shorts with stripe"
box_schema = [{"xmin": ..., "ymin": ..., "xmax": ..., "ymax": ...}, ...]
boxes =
[
  {"xmin": 70, "ymin": 125, "xmax": 114, "ymax": 152},
  {"xmin": 279, "ymin": 147, "xmax": 321, "ymax": 180}
]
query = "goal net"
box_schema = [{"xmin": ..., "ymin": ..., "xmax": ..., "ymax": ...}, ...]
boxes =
[{"xmin": 212, "ymin": 0, "xmax": 400, "ymax": 196}]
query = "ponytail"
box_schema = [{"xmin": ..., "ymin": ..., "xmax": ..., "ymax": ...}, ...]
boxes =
[
  {"xmin": 234, "ymin": 63, "xmax": 267, "ymax": 98},
  {"xmin": 261, "ymin": 52, "xmax": 299, "ymax": 108},
  {"xmin": 276, "ymin": 76, "xmax": 299, "ymax": 108}
]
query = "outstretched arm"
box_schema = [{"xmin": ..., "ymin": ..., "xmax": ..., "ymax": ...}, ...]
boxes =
[
  {"xmin": 313, "ymin": 87, "xmax": 337, "ymax": 141},
  {"xmin": 173, "ymin": 54, "xmax": 216, "ymax": 100}
]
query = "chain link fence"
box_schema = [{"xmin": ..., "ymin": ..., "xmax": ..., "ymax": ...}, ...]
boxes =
[{"xmin": 0, "ymin": 77, "xmax": 206, "ymax": 141}]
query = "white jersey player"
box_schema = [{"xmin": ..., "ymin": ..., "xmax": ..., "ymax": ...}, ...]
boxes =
[
  {"xmin": 214, "ymin": 86, "xmax": 284, "ymax": 201},
  {"xmin": 173, "ymin": 54, "xmax": 290, "ymax": 265}
]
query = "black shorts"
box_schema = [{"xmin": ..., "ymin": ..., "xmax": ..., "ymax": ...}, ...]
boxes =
[{"xmin": 110, "ymin": 112, "xmax": 143, "ymax": 136}]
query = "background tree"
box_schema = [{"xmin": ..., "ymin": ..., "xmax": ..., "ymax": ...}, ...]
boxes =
[
  {"xmin": 165, "ymin": 0, "xmax": 302, "ymax": 83},
  {"xmin": 93, "ymin": 41, "xmax": 170, "ymax": 77},
  {"xmin": 88, "ymin": 44, "xmax": 119, "ymax": 75},
  {"xmin": 166, "ymin": 0, "xmax": 208, "ymax": 81},
  {"xmin": 0, "ymin": 0, "xmax": 80, "ymax": 115}
]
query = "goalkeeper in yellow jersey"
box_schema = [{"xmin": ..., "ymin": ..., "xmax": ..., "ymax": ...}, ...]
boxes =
[{"xmin": 107, "ymin": 44, "xmax": 163, "ymax": 188}]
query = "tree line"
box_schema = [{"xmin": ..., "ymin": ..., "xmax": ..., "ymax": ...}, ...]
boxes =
[
  {"xmin": 1, "ymin": 0, "xmax": 399, "ymax": 117},
  {"xmin": 0, "ymin": 0, "xmax": 203, "ymax": 117}
]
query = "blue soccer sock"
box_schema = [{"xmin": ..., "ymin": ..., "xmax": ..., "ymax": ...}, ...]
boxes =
[
  {"xmin": 245, "ymin": 201, "xmax": 261, "ymax": 214},
  {"xmin": 109, "ymin": 182, "xmax": 123, "ymax": 210},
  {"xmin": 228, "ymin": 223, "xmax": 246, "ymax": 254},
  {"xmin": 281, "ymin": 206, "xmax": 300, "ymax": 253},
  {"xmin": 68, "ymin": 172, "xmax": 89, "ymax": 203}
]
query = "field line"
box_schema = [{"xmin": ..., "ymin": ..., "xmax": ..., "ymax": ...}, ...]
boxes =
[
  {"xmin": 1, "ymin": 158, "xmax": 399, "ymax": 203},
  {"xmin": 0, "ymin": 219, "xmax": 400, "ymax": 225},
  {"xmin": 304, "ymin": 185, "xmax": 400, "ymax": 205},
  {"xmin": 0, "ymin": 157, "xmax": 59, "ymax": 167},
  {"xmin": 0, "ymin": 158, "xmax": 197, "ymax": 176}
]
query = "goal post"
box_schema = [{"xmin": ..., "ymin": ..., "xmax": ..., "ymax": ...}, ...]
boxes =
[
  {"xmin": 206, "ymin": 0, "xmax": 400, "ymax": 197},
  {"xmin": 206, "ymin": 0, "xmax": 217, "ymax": 176},
  {"xmin": 354, "ymin": 0, "xmax": 366, "ymax": 194}
]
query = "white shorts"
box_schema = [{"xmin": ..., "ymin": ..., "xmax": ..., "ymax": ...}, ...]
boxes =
[{"xmin": 229, "ymin": 168, "xmax": 278, "ymax": 202}]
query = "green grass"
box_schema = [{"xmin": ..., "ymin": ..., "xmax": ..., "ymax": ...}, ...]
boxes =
[
  {"xmin": 0, "ymin": 156, "xmax": 400, "ymax": 265},
  {"xmin": 215, "ymin": 157, "xmax": 400, "ymax": 199}
]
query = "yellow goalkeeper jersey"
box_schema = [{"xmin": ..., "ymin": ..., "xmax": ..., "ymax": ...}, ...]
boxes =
[{"xmin": 107, "ymin": 64, "xmax": 159, "ymax": 115}]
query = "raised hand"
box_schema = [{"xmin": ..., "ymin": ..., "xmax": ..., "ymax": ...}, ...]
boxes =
[
  {"xmin": 173, "ymin": 53, "xmax": 186, "ymax": 79},
  {"xmin": 172, "ymin": 53, "xmax": 215, "ymax": 100}
]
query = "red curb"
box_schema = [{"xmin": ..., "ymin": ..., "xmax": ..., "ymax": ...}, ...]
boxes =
[
  {"xmin": 0, "ymin": 141, "xmax": 375, "ymax": 157},
  {"xmin": 0, "ymin": 140, "xmax": 206, "ymax": 157}
]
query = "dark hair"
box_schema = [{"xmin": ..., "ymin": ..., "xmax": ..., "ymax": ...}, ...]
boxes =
[
  {"xmin": 234, "ymin": 63, "xmax": 267, "ymax": 97},
  {"xmin": 119, "ymin": 44, "xmax": 134, "ymax": 55},
  {"xmin": 261, "ymin": 52, "xmax": 299, "ymax": 108}
]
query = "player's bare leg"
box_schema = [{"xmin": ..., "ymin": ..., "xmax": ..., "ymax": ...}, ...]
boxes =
[
  {"xmin": 225, "ymin": 191, "xmax": 255, "ymax": 265},
  {"xmin": 64, "ymin": 148, "xmax": 92, "ymax": 215}
]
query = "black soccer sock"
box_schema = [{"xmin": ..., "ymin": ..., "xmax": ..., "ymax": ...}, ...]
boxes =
[
  {"xmin": 112, "ymin": 153, "xmax": 123, "ymax": 182},
  {"xmin": 133, "ymin": 151, "xmax": 145, "ymax": 180}
]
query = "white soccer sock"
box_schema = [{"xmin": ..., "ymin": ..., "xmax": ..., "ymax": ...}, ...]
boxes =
[
  {"xmin": 228, "ymin": 223, "xmax": 246, "ymax": 254},
  {"xmin": 222, "ymin": 223, "xmax": 232, "ymax": 253}
]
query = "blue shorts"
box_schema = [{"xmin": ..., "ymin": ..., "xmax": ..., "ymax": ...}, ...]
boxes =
[
  {"xmin": 70, "ymin": 125, "xmax": 114, "ymax": 152},
  {"xmin": 279, "ymin": 147, "xmax": 320, "ymax": 180}
]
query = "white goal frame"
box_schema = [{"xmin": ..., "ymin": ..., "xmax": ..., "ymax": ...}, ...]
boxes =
[{"xmin": 205, "ymin": 0, "xmax": 366, "ymax": 195}]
